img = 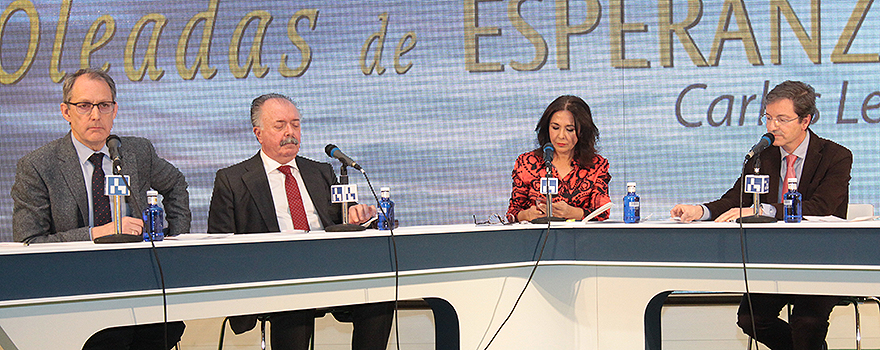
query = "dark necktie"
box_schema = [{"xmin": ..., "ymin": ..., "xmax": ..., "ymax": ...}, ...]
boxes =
[
  {"xmin": 89, "ymin": 153, "xmax": 111, "ymax": 226},
  {"xmin": 277, "ymin": 165, "xmax": 310, "ymax": 231}
]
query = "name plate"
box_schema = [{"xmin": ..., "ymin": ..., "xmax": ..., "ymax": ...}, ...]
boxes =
[
  {"xmin": 331, "ymin": 184, "xmax": 358, "ymax": 203},
  {"xmin": 105, "ymin": 175, "xmax": 131, "ymax": 196},
  {"xmin": 744, "ymin": 174, "xmax": 770, "ymax": 194},
  {"xmin": 540, "ymin": 177, "xmax": 559, "ymax": 195}
]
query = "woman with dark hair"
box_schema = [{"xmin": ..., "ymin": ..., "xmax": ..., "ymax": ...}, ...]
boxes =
[{"xmin": 507, "ymin": 95, "xmax": 611, "ymax": 222}]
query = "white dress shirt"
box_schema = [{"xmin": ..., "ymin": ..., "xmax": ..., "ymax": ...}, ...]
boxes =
[
  {"xmin": 761, "ymin": 132, "xmax": 810, "ymax": 217},
  {"xmin": 260, "ymin": 150, "xmax": 323, "ymax": 231},
  {"xmin": 71, "ymin": 134, "xmax": 129, "ymax": 228}
]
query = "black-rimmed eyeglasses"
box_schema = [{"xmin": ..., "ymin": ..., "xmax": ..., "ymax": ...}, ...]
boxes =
[
  {"xmin": 64, "ymin": 101, "xmax": 116, "ymax": 115},
  {"xmin": 473, "ymin": 213, "xmax": 510, "ymax": 226}
]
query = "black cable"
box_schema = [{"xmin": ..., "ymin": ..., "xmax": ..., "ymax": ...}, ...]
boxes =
[
  {"xmin": 737, "ymin": 159, "xmax": 759, "ymax": 350},
  {"xmin": 120, "ymin": 175, "xmax": 170, "ymax": 350},
  {"xmin": 147, "ymin": 235, "xmax": 170, "ymax": 350},
  {"xmin": 482, "ymin": 164, "xmax": 555, "ymax": 350},
  {"xmin": 361, "ymin": 171, "xmax": 400, "ymax": 350},
  {"xmin": 481, "ymin": 218, "xmax": 552, "ymax": 350}
]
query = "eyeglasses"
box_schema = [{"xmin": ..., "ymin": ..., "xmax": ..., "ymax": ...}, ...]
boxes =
[
  {"xmin": 65, "ymin": 101, "xmax": 116, "ymax": 115},
  {"xmin": 473, "ymin": 214, "xmax": 510, "ymax": 226},
  {"xmin": 761, "ymin": 114, "xmax": 797, "ymax": 125}
]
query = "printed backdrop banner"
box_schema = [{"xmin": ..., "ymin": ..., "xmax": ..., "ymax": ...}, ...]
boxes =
[{"xmin": 1, "ymin": 0, "xmax": 878, "ymax": 240}]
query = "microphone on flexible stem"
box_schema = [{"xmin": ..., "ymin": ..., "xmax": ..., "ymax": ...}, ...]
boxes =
[
  {"xmin": 94, "ymin": 135, "xmax": 143, "ymax": 243},
  {"xmin": 737, "ymin": 134, "xmax": 778, "ymax": 224},
  {"xmin": 542, "ymin": 142, "xmax": 554, "ymax": 168},
  {"xmin": 325, "ymin": 144, "xmax": 363, "ymax": 173},
  {"xmin": 324, "ymin": 144, "xmax": 367, "ymax": 232},
  {"xmin": 106, "ymin": 135, "xmax": 123, "ymax": 175},
  {"xmin": 745, "ymin": 133, "xmax": 775, "ymax": 161},
  {"xmin": 531, "ymin": 143, "xmax": 563, "ymax": 224}
]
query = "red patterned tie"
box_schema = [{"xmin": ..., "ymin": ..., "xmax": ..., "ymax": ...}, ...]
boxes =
[
  {"xmin": 785, "ymin": 154, "xmax": 797, "ymax": 182},
  {"xmin": 278, "ymin": 165, "xmax": 310, "ymax": 231},
  {"xmin": 88, "ymin": 153, "xmax": 111, "ymax": 226}
]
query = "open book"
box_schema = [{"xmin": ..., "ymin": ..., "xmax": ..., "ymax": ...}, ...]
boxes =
[{"xmin": 582, "ymin": 202, "xmax": 614, "ymax": 223}]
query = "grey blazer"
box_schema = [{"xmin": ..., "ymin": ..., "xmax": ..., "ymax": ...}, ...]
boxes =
[{"xmin": 12, "ymin": 132, "xmax": 191, "ymax": 243}]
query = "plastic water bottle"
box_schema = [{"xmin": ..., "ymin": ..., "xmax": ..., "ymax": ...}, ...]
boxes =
[
  {"xmin": 377, "ymin": 187, "xmax": 395, "ymax": 230},
  {"xmin": 142, "ymin": 190, "xmax": 165, "ymax": 241},
  {"xmin": 623, "ymin": 182, "xmax": 640, "ymax": 223},
  {"xmin": 784, "ymin": 178, "xmax": 802, "ymax": 223}
]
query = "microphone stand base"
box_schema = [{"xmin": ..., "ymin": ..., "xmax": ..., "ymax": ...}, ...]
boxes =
[
  {"xmin": 530, "ymin": 217, "xmax": 566, "ymax": 224},
  {"xmin": 94, "ymin": 234, "xmax": 144, "ymax": 244},
  {"xmin": 736, "ymin": 215, "xmax": 778, "ymax": 223},
  {"xmin": 325, "ymin": 223, "xmax": 367, "ymax": 232}
]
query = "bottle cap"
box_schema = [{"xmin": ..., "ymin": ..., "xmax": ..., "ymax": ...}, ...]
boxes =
[
  {"xmin": 380, "ymin": 187, "xmax": 390, "ymax": 198},
  {"xmin": 146, "ymin": 190, "xmax": 159, "ymax": 205},
  {"xmin": 626, "ymin": 182, "xmax": 636, "ymax": 192}
]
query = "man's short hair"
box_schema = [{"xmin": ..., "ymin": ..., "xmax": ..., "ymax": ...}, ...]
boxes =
[
  {"xmin": 62, "ymin": 68, "xmax": 117, "ymax": 102},
  {"xmin": 250, "ymin": 93, "xmax": 297, "ymax": 128},
  {"xmin": 765, "ymin": 80, "xmax": 817, "ymax": 121}
]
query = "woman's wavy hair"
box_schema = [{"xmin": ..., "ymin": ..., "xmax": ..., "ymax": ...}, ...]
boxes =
[{"xmin": 535, "ymin": 95, "xmax": 599, "ymax": 167}]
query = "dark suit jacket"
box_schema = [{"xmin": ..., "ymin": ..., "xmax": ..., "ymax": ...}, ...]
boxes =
[
  {"xmin": 207, "ymin": 153, "xmax": 343, "ymax": 234},
  {"xmin": 704, "ymin": 130, "xmax": 852, "ymax": 220},
  {"xmin": 11, "ymin": 132, "xmax": 191, "ymax": 243},
  {"xmin": 206, "ymin": 153, "xmax": 344, "ymax": 334}
]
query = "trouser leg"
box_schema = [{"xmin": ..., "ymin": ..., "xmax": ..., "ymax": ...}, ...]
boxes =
[
  {"xmin": 270, "ymin": 309, "xmax": 316, "ymax": 350},
  {"xmin": 789, "ymin": 296, "xmax": 841, "ymax": 350},
  {"xmin": 350, "ymin": 302, "xmax": 394, "ymax": 350},
  {"xmin": 738, "ymin": 293, "xmax": 793, "ymax": 350}
]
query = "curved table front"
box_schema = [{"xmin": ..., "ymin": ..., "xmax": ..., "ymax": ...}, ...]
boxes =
[{"xmin": 1, "ymin": 221, "xmax": 879, "ymax": 349}]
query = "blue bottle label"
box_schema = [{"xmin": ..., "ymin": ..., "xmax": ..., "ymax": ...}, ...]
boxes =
[
  {"xmin": 142, "ymin": 205, "xmax": 165, "ymax": 241},
  {"xmin": 623, "ymin": 195, "xmax": 640, "ymax": 223},
  {"xmin": 378, "ymin": 199, "xmax": 394, "ymax": 230}
]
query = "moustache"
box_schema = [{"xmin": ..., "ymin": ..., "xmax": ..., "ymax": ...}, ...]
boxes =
[{"xmin": 280, "ymin": 136, "xmax": 299, "ymax": 147}]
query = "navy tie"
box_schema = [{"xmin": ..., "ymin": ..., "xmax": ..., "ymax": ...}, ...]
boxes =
[{"xmin": 89, "ymin": 153, "xmax": 111, "ymax": 226}]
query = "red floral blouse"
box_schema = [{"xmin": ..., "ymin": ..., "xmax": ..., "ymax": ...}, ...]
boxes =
[{"xmin": 507, "ymin": 151, "xmax": 611, "ymax": 221}]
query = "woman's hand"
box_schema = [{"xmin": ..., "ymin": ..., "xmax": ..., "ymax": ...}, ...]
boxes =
[
  {"xmin": 550, "ymin": 200, "xmax": 585, "ymax": 220},
  {"xmin": 516, "ymin": 206, "xmax": 545, "ymax": 222},
  {"xmin": 527, "ymin": 198, "xmax": 585, "ymax": 220}
]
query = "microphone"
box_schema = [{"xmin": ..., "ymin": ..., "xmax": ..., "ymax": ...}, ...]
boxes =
[
  {"xmin": 325, "ymin": 144, "xmax": 363, "ymax": 171},
  {"xmin": 542, "ymin": 143, "xmax": 554, "ymax": 165},
  {"xmin": 106, "ymin": 135, "xmax": 123, "ymax": 175},
  {"xmin": 744, "ymin": 133, "xmax": 775, "ymax": 161}
]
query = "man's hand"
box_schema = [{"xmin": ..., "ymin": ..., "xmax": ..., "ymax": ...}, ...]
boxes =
[
  {"xmin": 92, "ymin": 217, "xmax": 144, "ymax": 240},
  {"xmin": 670, "ymin": 204, "xmax": 704, "ymax": 223},
  {"xmin": 348, "ymin": 204, "xmax": 377, "ymax": 225},
  {"xmin": 714, "ymin": 207, "xmax": 757, "ymax": 222}
]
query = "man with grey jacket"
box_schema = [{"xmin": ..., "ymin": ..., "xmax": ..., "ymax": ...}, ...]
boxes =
[
  {"xmin": 10, "ymin": 68, "xmax": 188, "ymax": 349},
  {"xmin": 12, "ymin": 68, "xmax": 190, "ymax": 244}
]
